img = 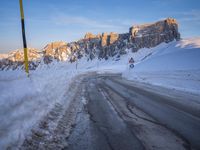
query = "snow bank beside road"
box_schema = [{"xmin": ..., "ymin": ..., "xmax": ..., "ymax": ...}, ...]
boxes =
[
  {"xmin": 123, "ymin": 38, "xmax": 200, "ymax": 94},
  {"xmin": 0, "ymin": 63, "xmax": 78, "ymax": 149}
]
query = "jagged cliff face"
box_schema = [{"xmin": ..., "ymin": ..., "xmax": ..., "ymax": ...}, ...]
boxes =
[
  {"xmin": 0, "ymin": 18, "xmax": 180, "ymax": 70},
  {"xmin": 43, "ymin": 42, "xmax": 71, "ymax": 64},
  {"xmin": 65, "ymin": 18, "xmax": 180, "ymax": 61},
  {"xmin": 129, "ymin": 18, "xmax": 180, "ymax": 50}
]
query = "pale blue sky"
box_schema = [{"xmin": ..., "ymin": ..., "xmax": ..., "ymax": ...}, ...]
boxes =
[{"xmin": 0, "ymin": 0, "xmax": 200, "ymax": 53}]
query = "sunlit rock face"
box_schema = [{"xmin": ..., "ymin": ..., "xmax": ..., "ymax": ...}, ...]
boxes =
[
  {"xmin": 7, "ymin": 48, "xmax": 41, "ymax": 62},
  {"xmin": 101, "ymin": 32, "xmax": 109, "ymax": 47},
  {"xmin": 0, "ymin": 18, "xmax": 180, "ymax": 70},
  {"xmin": 0, "ymin": 48, "xmax": 42, "ymax": 70},
  {"xmin": 84, "ymin": 32, "xmax": 101, "ymax": 40},
  {"xmin": 129, "ymin": 18, "xmax": 180, "ymax": 50},
  {"xmin": 109, "ymin": 32, "xmax": 119, "ymax": 45},
  {"xmin": 42, "ymin": 41, "xmax": 72, "ymax": 63}
]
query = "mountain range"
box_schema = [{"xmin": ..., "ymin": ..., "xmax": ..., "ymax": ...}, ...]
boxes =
[{"xmin": 0, "ymin": 18, "xmax": 180, "ymax": 70}]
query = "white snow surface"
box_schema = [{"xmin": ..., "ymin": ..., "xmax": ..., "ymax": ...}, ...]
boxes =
[
  {"xmin": 123, "ymin": 37, "xmax": 200, "ymax": 94},
  {"xmin": 0, "ymin": 37, "xmax": 200, "ymax": 149},
  {"xmin": 0, "ymin": 64, "xmax": 78, "ymax": 149}
]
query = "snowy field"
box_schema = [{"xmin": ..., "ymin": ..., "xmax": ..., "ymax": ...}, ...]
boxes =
[
  {"xmin": 123, "ymin": 38, "xmax": 200, "ymax": 94},
  {"xmin": 0, "ymin": 38, "xmax": 200, "ymax": 149},
  {"xmin": 0, "ymin": 64, "xmax": 79, "ymax": 149}
]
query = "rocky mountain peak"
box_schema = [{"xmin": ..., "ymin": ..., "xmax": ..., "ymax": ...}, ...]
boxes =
[
  {"xmin": 43, "ymin": 41, "xmax": 70, "ymax": 63},
  {"xmin": 8, "ymin": 48, "xmax": 41, "ymax": 62},
  {"xmin": 129, "ymin": 18, "xmax": 180, "ymax": 38},
  {"xmin": 43, "ymin": 42, "xmax": 67, "ymax": 55},
  {"xmin": 0, "ymin": 48, "xmax": 41, "ymax": 70},
  {"xmin": 84, "ymin": 33, "xmax": 97, "ymax": 39}
]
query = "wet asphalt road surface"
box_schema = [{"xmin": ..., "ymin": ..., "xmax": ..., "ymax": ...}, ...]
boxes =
[{"xmin": 66, "ymin": 74, "xmax": 200, "ymax": 150}]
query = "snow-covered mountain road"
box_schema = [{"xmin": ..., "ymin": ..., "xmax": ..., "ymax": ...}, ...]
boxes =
[{"xmin": 21, "ymin": 73, "xmax": 200, "ymax": 150}]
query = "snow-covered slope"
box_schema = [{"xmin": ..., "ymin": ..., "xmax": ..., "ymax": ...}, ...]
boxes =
[{"xmin": 123, "ymin": 37, "xmax": 200, "ymax": 94}]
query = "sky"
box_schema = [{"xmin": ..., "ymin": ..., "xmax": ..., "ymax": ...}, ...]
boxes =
[{"xmin": 0, "ymin": 0, "xmax": 200, "ymax": 53}]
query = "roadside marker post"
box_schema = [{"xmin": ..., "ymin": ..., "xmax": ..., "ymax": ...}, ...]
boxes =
[{"xmin": 19, "ymin": 0, "xmax": 29, "ymax": 76}]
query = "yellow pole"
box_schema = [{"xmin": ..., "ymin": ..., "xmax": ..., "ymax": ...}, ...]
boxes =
[{"xmin": 19, "ymin": 0, "xmax": 29, "ymax": 76}]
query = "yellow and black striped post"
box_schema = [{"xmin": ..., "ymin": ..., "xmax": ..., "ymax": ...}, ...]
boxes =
[{"xmin": 19, "ymin": 0, "xmax": 29, "ymax": 76}]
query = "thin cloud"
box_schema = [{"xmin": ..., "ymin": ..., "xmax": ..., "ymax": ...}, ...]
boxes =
[
  {"xmin": 53, "ymin": 15, "xmax": 121, "ymax": 29},
  {"xmin": 169, "ymin": 10, "xmax": 200, "ymax": 21},
  {"xmin": 152, "ymin": 0, "xmax": 181, "ymax": 5},
  {"xmin": 178, "ymin": 10, "xmax": 200, "ymax": 23}
]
